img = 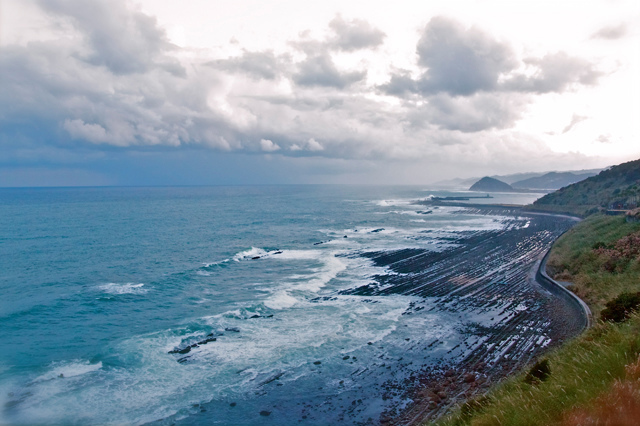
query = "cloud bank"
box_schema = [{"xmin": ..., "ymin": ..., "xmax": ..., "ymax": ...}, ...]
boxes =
[{"xmin": 0, "ymin": 0, "xmax": 628, "ymax": 186}]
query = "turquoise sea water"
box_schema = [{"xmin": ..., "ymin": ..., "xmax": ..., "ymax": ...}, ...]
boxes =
[{"xmin": 0, "ymin": 186, "xmax": 543, "ymax": 425}]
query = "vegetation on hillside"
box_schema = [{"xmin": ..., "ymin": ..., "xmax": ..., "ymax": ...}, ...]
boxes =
[
  {"xmin": 433, "ymin": 215, "xmax": 640, "ymax": 426},
  {"xmin": 529, "ymin": 158, "xmax": 640, "ymax": 217},
  {"xmin": 546, "ymin": 215, "xmax": 640, "ymax": 317},
  {"xmin": 511, "ymin": 171, "xmax": 596, "ymax": 190},
  {"xmin": 469, "ymin": 177, "xmax": 513, "ymax": 192}
]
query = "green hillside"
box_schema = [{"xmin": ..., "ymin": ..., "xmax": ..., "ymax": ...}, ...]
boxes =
[{"xmin": 529, "ymin": 159, "xmax": 640, "ymax": 216}]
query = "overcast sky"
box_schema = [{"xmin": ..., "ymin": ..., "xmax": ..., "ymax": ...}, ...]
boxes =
[{"xmin": 1, "ymin": 0, "xmax": 639, "ymax": 186}]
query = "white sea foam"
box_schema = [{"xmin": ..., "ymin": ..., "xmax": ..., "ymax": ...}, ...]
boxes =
[
  {"xmin": 288, "ymin": 254, "xmax": 346, "ymax": 292},
  {"xmin": 264, "ymin": 290, "xmax": 299, "ymax": 309},
  {"xmin": 35, "ymin": 360, "xmax": 102, "ymax": 382},
  {"xmin": 233, "ymin": 247, "xmax": 269, "ymax": 261},
  {"xmin": 98, "ymin": 282, "xmax": 147, "ymax": 295},
  {"xmin": 375, "ymin": 199, "xmax": 413, "ymax": 207},
  {"xmin": 203, "ymin": 259, "xmax": 230, "ymax": 267}
]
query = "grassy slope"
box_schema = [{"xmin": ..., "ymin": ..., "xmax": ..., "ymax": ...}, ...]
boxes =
[
  {"xmin": 529, "ymin": 158, "xmax": 640, "ymax": 217},
  {"xmin": 433, "ymin": 215, "xmax": 640, "ymax": 426},
  {"xmin": 547, "ymin": 215, "xmax": 640, "ymax": 317}
]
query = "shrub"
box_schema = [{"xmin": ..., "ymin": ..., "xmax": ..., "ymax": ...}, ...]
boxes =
[
  {"xmin": 601, "ymin": 292, "xmax": 640, "ymax": 323},
  {"xmin": 524, "ymin": 358, "xmax": 551, "ymax": 385}
]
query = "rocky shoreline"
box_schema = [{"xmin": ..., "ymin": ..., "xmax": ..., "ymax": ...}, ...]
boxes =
[{"xmin": 339, "ymin": 205, "xmax": 586, "ymax": 425}]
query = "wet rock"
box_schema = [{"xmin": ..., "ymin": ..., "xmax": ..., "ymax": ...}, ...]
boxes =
[
  {"xmin": 197, "ymin": 337, "xmax": 216, "ymax": 345},
  {"xmin": 273, "ymin": 251, "xmax": 283, "ymax": 254},
  {"xmin": 380, "ymin": 414, "xmax": 392, "ymax": 423},
  {"xmin": 437, "ymin": 391, "xmax": 447, "ymax": 399},
  {"xmin": 259, "ymin": 410, "xmax": 271, "ymax": 416},
  {"xmin": 427, "ymin": 391, "xmax": 441, "ymax": 403},
  {"xmin": 444, "ymin": 369, "xmax": 455, "ymax": 377},
  {"xmin": 230, "ymin": 402, "xmax": 236, "ymax": 407},
  {"xmin": 250, "ymin": 315, "xmax": 261, "ymax": 319},
  {"xmin": 342, "ymin": 356, "xmax": 350, "ymax": 360},
  {"xmin": 464, "ymin": 373, "xmax": 476, "ymax": 383},
  {"xmin": 251, "ymin": 256, "xmax": 260, "ymax": 260},
  {"xmin": 168, "ymin": 346, "xmax": 191, "ymax": 355},
  {"xmin": 371, "ymin": 228, "xmax": 385, "ymax": 233},
  {"xmin": 258, "ymin": 371, "xmax": 284, "ymax": 386},
  {"xmin": 225, "ymin": 327, "xmax": 240, "ymax": 333},
  {"xmin": 313, "ymin": 361, "xmax": 322, "ymax": 365}
]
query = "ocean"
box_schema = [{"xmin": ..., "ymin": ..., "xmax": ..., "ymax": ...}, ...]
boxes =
[{"xmin": 0, "ymin": 185, "xmax": 558, "ymax": 425}]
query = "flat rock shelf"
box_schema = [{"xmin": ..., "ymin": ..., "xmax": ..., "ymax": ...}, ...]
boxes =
[{"xmin": 338, "ymin": 207, "xmax": 583, "ymax": 425}]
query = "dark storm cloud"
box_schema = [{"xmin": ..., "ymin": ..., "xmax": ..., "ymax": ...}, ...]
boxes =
[
  {"xmin": 591, "ymin": 23, "xmax": 628, "ymax": 40},
  {"xmin": 327, "ymin": 15, "xmax": 386, "ymax": 51},
  {"xmin": 376, "ymin": 17, "xmax": 603, "ymax": 133},
  {"xmin": 207, "ymin": 50, "xmax": 290, "ymax": 80},
  {"xmin": 37, "ymin": 0, "xmax": 184, "ymax": 76},
  {"xmin": 415, "ymin": 17, "xmax": 517, "ymax": 96},
  {"xmin": 380, "ymin": 17, "xmax": 601, "ymax": 98},
  {"xmin": 0, "ymin": 33, "xmax": 234, "ymax": 150},
  {"xmin": 212, "ymin": 16, "xmax": 380, "ymax": 88},
  {"xmin": 377, "ymin": 70, "xmax": 417, "ymax": 97},
  {"xmin": 293, "ymin": 53, "xmax": 366, "ymax": 88},
  {"xmin": 0, "ymin": 1, "xmax": 613, "ymax": 187}
]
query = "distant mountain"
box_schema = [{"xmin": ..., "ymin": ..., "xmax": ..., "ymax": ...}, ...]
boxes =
[
  {"xmin": 512, "ymin": 171, "xmax": 598, "ymax": 190},
  {"xmin": 531, "ymin": 159, "xmax": 640, "ymax": 216},
  {"xmin": 491, "ymin": 173, "xmax": 547, "ymax": 185},
  {"xmin": 432, "ymin": 168, "xmax": 603, "ymax": 189},
  {"xmin": 469, "ymin": 177, "xmax": 514, "ymax": 192}
]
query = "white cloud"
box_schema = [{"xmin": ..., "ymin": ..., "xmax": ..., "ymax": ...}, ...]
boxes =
[
  {"xmin": 306, "ymin": 138, "xmax": 324, "ymax": 151},
  {"xmin": 260, "ymin": 138, "xmax": 281, "ymax": 151}
]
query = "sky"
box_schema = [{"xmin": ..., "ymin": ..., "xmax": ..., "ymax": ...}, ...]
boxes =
[{"xmin": 1, "ymin": 0, "xmax": 639, "ymax": 187}]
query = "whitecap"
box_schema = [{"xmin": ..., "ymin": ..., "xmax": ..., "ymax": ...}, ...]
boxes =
[
  {"xmin": 233, "ymin": 247, "xmax": 269, "ymax": 261},
  {"xmin": 269, "ymin": 249, "xmax": 322, "ymax": 261},
  {"xmin": 288, "ymin": 254, "xmax": 346, "ymax": 292},
  {"xmin": 98, "ymin": 283, "xmax": 147, "ymax": 295},
  {"xmin": 35, "ymin": 360, "xmax": 102, "ymax": 382},
  {"xmin": 264, "ymin": 291, "xmax": 299, "ymax": 310},
  {"xmin": 374, "ymin": 199, "xmax": 413, "ymax": 207},
  {"xmin": 203, "ymin": 259, "xmax": 230, "ymax": 267}
]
